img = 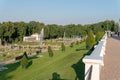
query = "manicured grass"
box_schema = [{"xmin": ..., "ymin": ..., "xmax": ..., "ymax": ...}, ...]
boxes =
[{"xmin": 0, "ymin": 42, "xmax": 88, "ymax": 80}]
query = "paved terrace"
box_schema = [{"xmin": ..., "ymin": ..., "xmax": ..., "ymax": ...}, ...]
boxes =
[{"xmin": 100, "ymin": 35, "xmax": 120, "ymax": 80}]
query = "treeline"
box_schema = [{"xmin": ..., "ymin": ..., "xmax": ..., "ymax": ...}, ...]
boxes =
[{"xmin": 0, "ymin": 20, "xmax": 118, "ymax": 44}]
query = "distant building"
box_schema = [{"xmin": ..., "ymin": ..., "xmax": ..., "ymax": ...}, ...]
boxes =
[{"xmin": 23, "ymin": 33, "xmax": 40, "ymax": 42}]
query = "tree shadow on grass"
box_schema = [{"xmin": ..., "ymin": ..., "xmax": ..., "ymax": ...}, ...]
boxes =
[
  {"xmin": 75, "ymin": 48, "xmax": 86, "ymax": 51},
  {"xmin": 0, "ymin": 61, "xmax": 20, "ymax": 80},
  {"xmin": 0, "ymin": 55, "xmax": 38, "ymax": 80},
  {"xmin": 71, "ymin": 47, "xmax": 94, "ymax": 80},
  {"xmin": 26, "ymin": 60, "xmax": 33, "ymax": 68}
]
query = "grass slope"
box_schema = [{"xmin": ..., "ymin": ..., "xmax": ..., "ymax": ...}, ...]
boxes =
[{"xmin": 0, "ymin": 42, "xmax": 88, "ymax": 80}]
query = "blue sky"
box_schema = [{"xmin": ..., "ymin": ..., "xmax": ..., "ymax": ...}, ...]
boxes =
[{"xmin": 0, "ymin": 0, "xmax": 120, "ymax": 25}]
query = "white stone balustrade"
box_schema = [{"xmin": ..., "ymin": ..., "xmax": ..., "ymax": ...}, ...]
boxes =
[{"xmin": 83, "ymin": 33, "xmax": 107, "ymax": 80}]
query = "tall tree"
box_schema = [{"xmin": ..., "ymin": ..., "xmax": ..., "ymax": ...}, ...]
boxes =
[
  {"xmin": 95, "ymin": 31, "xmax": 104, "ymax": 42},
  {"xmin": 21, "ymin": 53, "xmax": 28, "ymax": 69},
  {"xmin": 0, "ymin": 20, "xmax": 116, "ymax": 44},
  {"xmin": 48, "ymin": 46, "xmax": 53, "ymax": 57},
  {"xmin": 61, "ymin": 43, "xmax": 65, "ymax": 51},
  {"xmin": 86, "ymin": 30, "xmax": 96, "ymax": 49}
]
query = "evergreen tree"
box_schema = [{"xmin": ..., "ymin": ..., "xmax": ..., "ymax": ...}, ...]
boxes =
[
  {"xmin": 52, "ymin": 72, "xmax": 61, "ymax": 80},
  {"xmin": 23, "ymin": 51, "xmax": 28, "ymax": 59},
  {"xmin": 0, "ymin": 20, "xmax": 117, "ymax": 44},
  {"xmin": 96, "ymin": 31, "xmax": 104, "ymax": 42},
  {"xmin": 48, "ymin": 46, "xmax": 53, "ymax": 57},
  {"xmin": 70, "ymin": 42, "xmax": 74, "ymax": 48},
  {"xmin": 61, "ymin": 43, "xmax": 65, "ymax": 51},
  {"xmin": 76, "ymin": 41, "xmax": 79, "ymax": 45},
  {"xmin": 21, "ymin": 53, "xmax": 28, "ymax": 69},
  {"xmin": 86, "ymin": 30, "xmax": 96, "ymax": 49}
]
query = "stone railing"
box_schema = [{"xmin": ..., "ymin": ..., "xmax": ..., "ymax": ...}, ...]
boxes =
[{"xmin": 83, "ymin": 33, "xmax": 107, "ymax": 80}]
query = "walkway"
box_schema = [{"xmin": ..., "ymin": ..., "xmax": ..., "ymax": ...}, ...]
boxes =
[{"xmin": 100, "ymin": 35, "xmax": 120, "ymax": 80}]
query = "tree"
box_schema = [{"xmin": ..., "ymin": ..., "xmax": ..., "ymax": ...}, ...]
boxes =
[
  {"xmin": 76, "ymin": 41, "xmax": 79, "ymax": 45},
  {"xmin": 0, "ymin": 20, "xmax": 116, "ymax": 44},
  {"xmin": 96, "ymin": 31, "xmax": 104, "ymax": 42},
  {"xmin": 111, "ymin": 23, "xmax": 118, "ymax": 32},
  {"xmin": 61, "ymin": 43, "xmax": 65, "ymax": 51},
  {"xmin": 52, "ymin": 72, "xmax": 61, "ymax": 80},
  {"xmin": 70, "ymin": 42, "xmax": 74, "ymax": 48},
  {"xmin": 48, "ymin": 46, "xmax": 53, "ymax": 57},
  {"xmin": 21, "ymin": 53, "xmax": 28, "ymax": 69},
  {"xmin": 16, "ymin": 21, "xmax": 26, "ymax": 42},
  {"xmin": 23, "ymin": 51, "xmax": 28, "ymax": 59},
  {"xmin": 86, "ymin": 30, "xmax": 96, "ymax": 49}
]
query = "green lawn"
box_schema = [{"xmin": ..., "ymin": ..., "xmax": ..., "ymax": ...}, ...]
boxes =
[{"xmin": 0, "ymin": 42, "xmax": 89, "ymax": 80}]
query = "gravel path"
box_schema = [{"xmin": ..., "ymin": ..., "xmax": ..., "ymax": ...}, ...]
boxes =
[{"xmin": 100, "ymin": 35, "xmax": 120, "ymax": 80}]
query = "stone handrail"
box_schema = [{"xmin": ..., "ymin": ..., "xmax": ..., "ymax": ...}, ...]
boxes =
[{"xmin": 83, "ymin": 33, "xmax": 107, "ymax": 80}]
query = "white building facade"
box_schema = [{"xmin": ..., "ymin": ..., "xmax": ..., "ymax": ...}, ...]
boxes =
[{"xmin": 23, "ymin": 33, "xmax": 40, "ymax": 42}]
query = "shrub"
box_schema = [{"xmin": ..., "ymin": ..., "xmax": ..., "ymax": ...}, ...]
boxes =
[
  {"xmin": 96, "ymin": 31, "xmax": 104, "ymax": 42},
  {"xmin": 23, "ymin": 52, "xmax": 28, "ymax": 59},
  {"xmin": 76, "ymin": 41, "xmax": 79, "ymax": 45},
  {"xmin": 48, "ymin": 46, "xmax": 53, "ymax": 57},
  {"xmin": 21, "ymin": 53, "xmax": 28, "ymax": 69},
  {"xmin": 86, "ymin": 30, "xmax": 96, "ymax": 49},
  {"xmin": 2, "ymin": 54, "xmax": 6, "ymax": 57},
  {"xmin": 70, "ymin": 42, "xmax": 74, "ymax": 48},
  {"xmin": 61, "ymin": 43, "xmax": 65, "ymax": 51},
  {"xmin": 52, "ymin": 72, "xmax": 61, "ymax": 80},
  {"xmin": 76, "ymin": 48, "xmax": 81, "ymax": 51}
]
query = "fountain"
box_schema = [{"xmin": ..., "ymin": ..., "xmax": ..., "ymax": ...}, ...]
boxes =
[
  {"xmin": 39, "ymin": 28, "xmax": 44, "ymax": 47},
  {"xmin": 37, "ymin": 28, "xmax": 44, "ymax": 54}
]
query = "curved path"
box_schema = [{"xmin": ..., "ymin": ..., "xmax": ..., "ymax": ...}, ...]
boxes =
[{"xmin": 100, "ymin": 35, "xmax": 120, "ymax": 80}]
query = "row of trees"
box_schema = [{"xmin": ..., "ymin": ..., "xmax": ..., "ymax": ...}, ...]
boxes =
[
  {"xmin": 86, "ymin": 30, "xmax": 104, "ymax": 49},
  {"xmin": 48, "ymin": 43, "xmax": 66, "ymax": 57},
  {"xmin": 0, "ymin": 20, "xmax": 118, "ymax": 44}
]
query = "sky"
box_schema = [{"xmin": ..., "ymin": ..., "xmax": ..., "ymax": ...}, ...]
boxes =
[{"xmin": 0, "ymin": 0, "xmax": 120, "ymax": 25}]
